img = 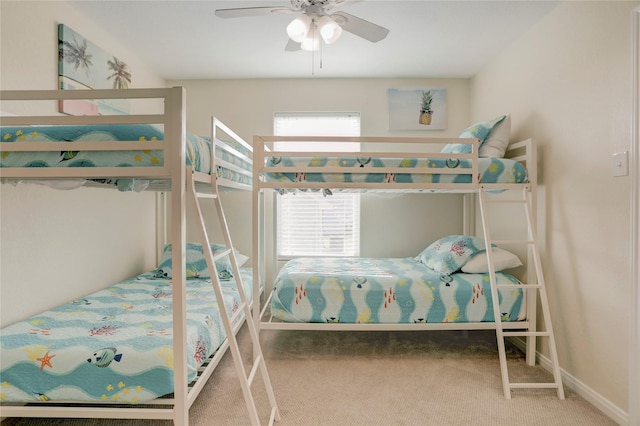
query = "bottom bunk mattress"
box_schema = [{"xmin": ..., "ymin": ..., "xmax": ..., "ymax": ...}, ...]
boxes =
[
  {"xmin": 0, "ymin": 268, "xmax": 252, "ymax": 403},
  {"xmin": 271, "ymin": 257, "xmax": 525, "ymax": 324}
]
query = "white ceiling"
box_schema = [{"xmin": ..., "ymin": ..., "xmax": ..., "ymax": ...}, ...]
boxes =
[{"xmin": 69, "ymin": 0, "xmax": 560, "ymax": 80}]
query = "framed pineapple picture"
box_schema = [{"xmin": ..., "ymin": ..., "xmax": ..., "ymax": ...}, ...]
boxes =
[{"xmin": 388, "ymin": 87, "xmax": 446, "ymax": 130}]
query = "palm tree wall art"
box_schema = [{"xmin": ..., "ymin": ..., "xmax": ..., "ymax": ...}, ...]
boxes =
[{"xmin": 58, "ymin": 24, "xmax": 132, "ymax": 115}]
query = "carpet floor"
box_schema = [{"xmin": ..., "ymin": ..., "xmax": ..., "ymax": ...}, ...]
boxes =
[{"xmin": 1, "ymin": 325, "xmax": 617, "ymax": 425}]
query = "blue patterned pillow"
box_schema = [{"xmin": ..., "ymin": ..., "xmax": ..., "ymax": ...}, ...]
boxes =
[
  {"xmin": 441, "ymin": 115, "xmax": 507, "ymax": 154},
  {"xmin": 155, "ymin": 242, "xmax": 246, "ymax": 280},
  {"xmin": 416, "ymin": 235, "xmax": 487, "ymax": 275}
]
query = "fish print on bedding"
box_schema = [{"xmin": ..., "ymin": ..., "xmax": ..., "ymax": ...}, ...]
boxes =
[
  {"xmin": 271, "ymin": 258, "xmax": 525, "ymax": 324},
  {"xmin": 0, "ymin": 269, "xmax": 252, "ymax": 403}
]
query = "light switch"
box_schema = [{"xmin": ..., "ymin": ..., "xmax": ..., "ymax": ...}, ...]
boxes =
[{"xmin": 612, "ymin": 151, "xmax": 628, "ymax": 177}]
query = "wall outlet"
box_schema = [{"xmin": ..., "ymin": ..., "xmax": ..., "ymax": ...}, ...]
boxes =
[{"xmin": 612, "ymin": 151, "xmax": 628, "ymax": 177}]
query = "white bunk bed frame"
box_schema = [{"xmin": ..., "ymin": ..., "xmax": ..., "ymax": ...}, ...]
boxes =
[
  {"xmin": 251, "ymin": 135, "xmax": 564, "ymax": 399},
  {"xmin": 0, "ymin": 87, "xmax": 279, "ymax": 425}
]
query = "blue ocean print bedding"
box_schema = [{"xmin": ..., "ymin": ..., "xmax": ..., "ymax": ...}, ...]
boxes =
[
  {"xmin": 264, "ymin": 156, "xmax": 527, "ymax": 186},
  {"xmin": 0, "ymin": 269, "xmax": 252, "ymax": 403},
  {"xmin": 214, "ymin": 138, "xmax": 252, "ymax": 186},
  {"xmin": 271, "ymin": 258, "xmax": 525, "ymax": 324},
  {"xmin": 0, "ymin": 124, "xmax": 209, "ymax": 171},
  {"xmin": 0, "ymin": 125, "xmax": 252, "ymax": 187}
]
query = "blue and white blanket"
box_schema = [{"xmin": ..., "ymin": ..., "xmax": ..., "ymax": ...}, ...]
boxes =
[
  {"xmin": 0, "ymin": 124, "xmax": 252, "ymax": 189},
  {"xmin": 0, "ymin": 269, "xmax": 251, "ymax": 403},
  {"xmin": 271, "ymin": 258, "xmax": 525, "ymax": 324},
  {"xmin": 264, "ymin": 156, "xmax": 527, "ymax": 187}
]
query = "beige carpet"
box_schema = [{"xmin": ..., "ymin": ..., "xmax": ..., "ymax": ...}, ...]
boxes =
[{"xmin": 2, "ymin": 326, "xmax": 616, "ymax": 426}]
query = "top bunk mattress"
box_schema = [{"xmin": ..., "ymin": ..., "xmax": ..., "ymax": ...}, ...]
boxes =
[
  {"xmin": 263, "ymin": 156, "xmax": 527, "ymax": 190},
  {"xmin": 0, "ymin": 124, "xmax": 252, "ymax": 188}
]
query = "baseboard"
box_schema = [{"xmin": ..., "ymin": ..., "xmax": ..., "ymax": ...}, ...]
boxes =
[{"xmin": 508, "ymin": 338, "xmax": 628, "ymax": 425}]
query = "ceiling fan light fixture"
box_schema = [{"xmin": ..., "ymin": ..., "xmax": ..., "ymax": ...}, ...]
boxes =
[
  {"xmin": 300, "ymin": 33, "xmax": 320, "ymax": 51},
  {"xmin": 317, "ymin": 15, "xmax": 342, "ymax": 44},
  {"xmin": 286, "ymin": 14, "xmax": 312, "ymax": 43}
]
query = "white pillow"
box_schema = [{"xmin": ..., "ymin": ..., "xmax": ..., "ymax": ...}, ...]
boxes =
[
  {"xmin": 461, "ymin": 247, "xmax": 522, "ymax": 273},
  {"xmin": 479, "ymin": 114, "xmax": 511, "ymax": 158}
]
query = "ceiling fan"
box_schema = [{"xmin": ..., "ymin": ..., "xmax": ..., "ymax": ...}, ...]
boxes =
[{"xmin": 214, "ymin": 0, "xmax": 389, "ymax": 52}]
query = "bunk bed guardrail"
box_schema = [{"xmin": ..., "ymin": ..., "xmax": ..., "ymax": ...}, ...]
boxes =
[
  {"xmin": 250, "ymin": 134, "xmax": 563, "ymax": 399},
  {"xmin": 0, "ymin": 88, "xmax": 277, "ymax": 425}
]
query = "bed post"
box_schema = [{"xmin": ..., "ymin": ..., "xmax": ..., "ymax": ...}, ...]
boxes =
[
  {"xmin": 156, "ymin": 192, "xmax": 167, "ymax": 265},
  {"xmin": 526, "ymin": 139, "xmax": 538, "ymax": 366},
  {"xmin": 463, "ymin": 193, "xmax": 476, "ymax": 236},
  {"xmin": 253, "ymin": 136, "xmax": 263, "ymax": 333},
  {"xmin": 271, "ymin": 191, "xmax": 278, "ymax": 298},
  {"xmin": 166, "ymin": 86, "xmax": 188, "ymax": 426}
]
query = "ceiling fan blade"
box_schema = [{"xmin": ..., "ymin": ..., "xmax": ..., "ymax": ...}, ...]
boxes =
[
  {"xmin": 331, "ymin": 11, "xmax": 389, "ymax": 43},
  {"xmin": 215, "ymin": 6, "xmax": 293, "ymax": 19},
  {"xmin": 285, "ymin": 38, "xmax": 301, "ymax": 52}
]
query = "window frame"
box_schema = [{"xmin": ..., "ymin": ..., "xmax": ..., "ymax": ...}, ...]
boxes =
[{"xmin": 273, "ymin": 112, "xmax": 361, "ymax": 259}]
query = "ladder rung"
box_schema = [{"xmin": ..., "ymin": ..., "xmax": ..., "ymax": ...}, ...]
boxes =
[
  {"xmin": 482, "ymin": 199, "xmax": 527, "ymax": 204},
  {"xmin": 212, "ymin": 248, "xmax": 232, "ymax": 262},
  {"xmin": 247, "ymin": 353, "xmax": 263, "ymax": 387},
  {"xmin": 497, "ymin": 284, "xmax": 541, "ymax": 289},
  {"xmin": 503, "ymin": 331, "xmax": 550, "ymax": 337},
  {"xmin": 509, "ymin": 382, "xmax": 560, "ymax": 389},
  {"xmin": 491, "ymin": 239, "xmax": 534, "ymax": 245},
  {"xmin": 196, "ymin": 192, "xmax": 218, "ymax": 199}
]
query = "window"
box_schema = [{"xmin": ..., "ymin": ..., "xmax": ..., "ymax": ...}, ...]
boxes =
[{"xmin": 274, "ymin": 112, "xmax": 361, "ymax": 257}]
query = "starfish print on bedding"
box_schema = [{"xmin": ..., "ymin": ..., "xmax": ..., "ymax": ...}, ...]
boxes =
[{"xmin": 36, "ymin": 351, "xmax": 55, "ymax": 371}]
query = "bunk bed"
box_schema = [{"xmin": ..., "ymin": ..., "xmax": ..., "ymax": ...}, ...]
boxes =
[
  {"xmin": 251, "ymin": 126, "xmax": 565, "ymax": 399},
  {"xmin": 0, "ymin": 87, "xmax": 279, "ymax": 425}
]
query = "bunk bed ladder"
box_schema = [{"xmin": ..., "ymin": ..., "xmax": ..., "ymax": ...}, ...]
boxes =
[
  {"xmin": 188, "ymin": 171, "xmax": 280, "ymax": 425},
  {"xmin": 478, "ymin": 185, "xmax": 565, "ymax": 400}
]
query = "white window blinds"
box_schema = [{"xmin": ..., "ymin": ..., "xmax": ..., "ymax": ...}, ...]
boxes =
[{"xmin": 274, "ymin": 112, "xmax": 361, "ymax": 257}]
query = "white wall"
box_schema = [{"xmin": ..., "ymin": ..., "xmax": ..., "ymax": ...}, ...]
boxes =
[
  {"xmin": 471, "ymin": 0, "xmax": 636, "ymax": 418},
  {"xmin": 0, "ymin": 1, "xmax": 166, "ymax": 326},
  {"xmin": 167, "ymin": 78, "xmax": 474, "ymax": 271}
]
